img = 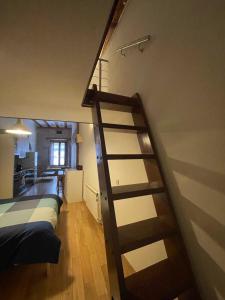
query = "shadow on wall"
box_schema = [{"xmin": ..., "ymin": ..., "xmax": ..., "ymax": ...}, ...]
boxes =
[{"xmin": 155, "ymin": 140, "xmax": 225, "ymax": 299}]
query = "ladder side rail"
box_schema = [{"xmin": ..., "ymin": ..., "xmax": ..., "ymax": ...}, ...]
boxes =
[{"xmin": 92, "ymin": 99, "xmax": 126, "ymax": 300}]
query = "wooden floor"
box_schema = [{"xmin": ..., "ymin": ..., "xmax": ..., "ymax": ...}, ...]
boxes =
[{"xmin": 0, "ymin": 200, "xmax": 133, "ymax": 299}]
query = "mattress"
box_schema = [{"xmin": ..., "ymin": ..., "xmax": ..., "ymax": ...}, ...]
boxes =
[{"xmin": 0, "ymin": 194, "xmax": 62, "ymax": 270}]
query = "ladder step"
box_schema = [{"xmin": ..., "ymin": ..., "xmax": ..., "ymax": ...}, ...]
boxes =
[
  {"xmin": 83, "ymin": 89, "xmax": 139, "ymax": 109},
  {"xmin": 96, "ymin": 91, "xmax": 139, "ymax": 107},
  {"xmin": 125, "ymin": 254, "xmax": 194, "ymax": 300},
  {"xmin": 118, "ymin": 217, "xmax": 177, "ymax": 254},
  {"xmin": 106, "ymin": 154, "xmax": 155, "ymax": 160},
  {"xmin": 101, "ymin": 123, "xmax": 147, "ymax": 133},
  {"xmin": 111, "ymin": 182, "xmax": 164, "ymax": 200}
]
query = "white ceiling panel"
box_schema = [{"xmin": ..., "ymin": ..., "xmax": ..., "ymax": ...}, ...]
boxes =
[{"xmin": 0, "ymin": 0, "xmax": 114, "ymax": 123}]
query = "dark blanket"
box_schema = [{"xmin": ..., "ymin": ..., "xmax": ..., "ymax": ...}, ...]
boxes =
[{"xmin": 0, "ymin": 194, "xmax": 62, "ymax": 271}]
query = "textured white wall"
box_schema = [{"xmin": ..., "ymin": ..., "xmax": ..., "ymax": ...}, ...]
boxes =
[{"xmin": 104, "ymin": 0, "xmax": 225, "ymax": 299}]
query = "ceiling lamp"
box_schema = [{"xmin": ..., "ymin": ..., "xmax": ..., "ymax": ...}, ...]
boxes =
[{"xmin": 6, "ymin": 119, "xmax": 32, "ymax": 135}]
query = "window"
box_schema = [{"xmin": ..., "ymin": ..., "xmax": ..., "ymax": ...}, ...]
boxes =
[{"xmin": 50, "ymin": 141, "xmax": 67, "ymax": 166}]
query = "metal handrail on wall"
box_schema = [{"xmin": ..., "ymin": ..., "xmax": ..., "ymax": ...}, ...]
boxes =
[{"xmin": 115, "ymin": 34, "xmax": 151, "ymax": 56}]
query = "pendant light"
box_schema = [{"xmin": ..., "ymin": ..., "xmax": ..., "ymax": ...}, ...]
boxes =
[{"xmin": 6, "ymin": 119, "xmax": 32, "ymax": 135}]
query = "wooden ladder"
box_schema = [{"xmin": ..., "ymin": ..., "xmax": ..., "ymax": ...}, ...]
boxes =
[{"xmin": 83, "ymin": 86, "xmax": 201, "ymax": 300}]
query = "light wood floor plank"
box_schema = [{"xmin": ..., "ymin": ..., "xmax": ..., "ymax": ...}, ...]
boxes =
[{"xmin": 0, "ymin": 201, "xmax": 134, "ymax": 300}]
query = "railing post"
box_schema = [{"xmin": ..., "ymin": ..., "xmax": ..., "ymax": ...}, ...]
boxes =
[{"xmin": 99, "ymin": 59, "xmax": 102, "ymax": 91}]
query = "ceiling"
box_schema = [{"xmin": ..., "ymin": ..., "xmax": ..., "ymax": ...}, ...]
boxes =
[
  {"xmin": 0, "ymin": 0, "xmax": 114, "ymax": 123},
  {"xmin": 34, "ymin": 120, "xmax": 73, "ymax": 129}
]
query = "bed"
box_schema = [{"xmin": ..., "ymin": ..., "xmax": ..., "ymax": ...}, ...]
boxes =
[{"xmin": 0, "ymin": 194, "xmax": 62, "ymax": 271}]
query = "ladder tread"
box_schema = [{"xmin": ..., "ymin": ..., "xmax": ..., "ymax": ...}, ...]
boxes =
[
  {"xmin": 106, "ymin": 154, "xmax": 155, "ymax": 160},
  {"xmin": 112, "ymin": 182, "xmax": 164, "ymax": 200},
  {"xmin": 118, "ymin": 216, "xmax": 177, "ymax": 253},
  {"xmin": 96, "ymin": 91, "xmax": 139, "ymax": 106},
  {"xmin": 83, "ymin": 89, "xmax": 139, "ymax": 108},
  {"xmin": 125, "ymin": 254, "xmax": 194, "ymax": 300},
  {"xmin": 101, "ymin": 123, "xmax": 147, "ymax": 133}
]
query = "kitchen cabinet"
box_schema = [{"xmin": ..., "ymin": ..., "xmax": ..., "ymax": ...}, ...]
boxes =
[{"xmin": 64, "ymin": 169, "xmax": 83, "ymax": 202}]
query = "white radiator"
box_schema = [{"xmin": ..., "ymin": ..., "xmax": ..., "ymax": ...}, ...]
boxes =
[{"xmin": 84, "ymin": 184, "xmax": 102, "ymax": 223}]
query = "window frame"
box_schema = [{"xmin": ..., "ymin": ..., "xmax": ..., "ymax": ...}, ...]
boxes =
[{"xmin": 49, "ymin": 140, "xmax": 68, "ymax": 167}]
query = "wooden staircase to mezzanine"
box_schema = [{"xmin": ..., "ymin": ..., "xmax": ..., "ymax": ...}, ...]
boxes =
[{"xmin": 83, "ymin": 85, "xmax": 201, "ymax": 300}]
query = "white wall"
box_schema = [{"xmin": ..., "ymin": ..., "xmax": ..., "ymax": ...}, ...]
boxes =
[
  {"xmin": 79, "ymin": 116, "xmax": 167, "ymax": 271},
  {"xmin": 0, "ymin": 135, "xmax": 14, "ymax": 199},
  {"xmin": 104, "ymin": 1, "xmax": 225, "ymax": 299},
  {"xmin": 79, "ymin": 123, "xmax": 100, "ymax": 221}
]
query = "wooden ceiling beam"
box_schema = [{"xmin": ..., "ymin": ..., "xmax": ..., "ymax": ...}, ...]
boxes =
[
  {"xmin": 47, "ymin": 121, "xmax": 53, "ymax": 127},
  {"xmin": 33, "ymin": 119, "xmax": 41, "ymax": 127},
  {"xmin": 33, "ymin": 119, "xmax": 73, "ymax": 129},
  {"xmin": 33, "ymin": 119, "xmax": 40, "ymax": 127},
  {"xmin": 43, "ymin": 120, "xmax": 49, "ymax": 127},
  {"xmin": 48, "ymin": 121, "xmax": 57, "ymax": 128}
]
